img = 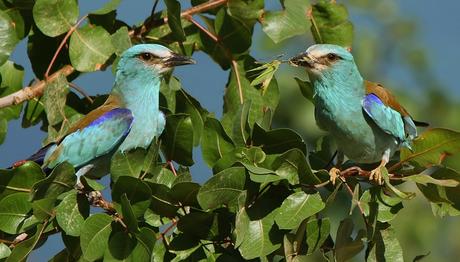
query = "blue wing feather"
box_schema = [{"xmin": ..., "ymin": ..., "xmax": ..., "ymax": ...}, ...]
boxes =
[
  {"xmin": 44, "ymin": 108, "xmax": 133, "ymax": 168},
  {"xmin": 362, "ymin": 94, "xmax": 406, "ymax": 143}
]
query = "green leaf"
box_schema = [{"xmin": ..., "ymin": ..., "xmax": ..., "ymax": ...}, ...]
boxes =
[
  {"xmin": 261, "ymin": 0, "xmax": 310, "ymax": 43},
  {"xmin": 227, "ymin": 0, "xmax": 264, "ymax": 22},
  {"xmin": 43, "ymin": 72, "xmax": 69, "ymax": 126},
  {"xmin": 310, "ymin": 0, "xmax": 353, "ymax": 46},
  {"xmin": 56, "ymin": 190, "xmax": 89, "ymax": 236},
  {"xmin": 306, "ymin": 218, "xmax": 330, "ymax": 254},
  {"xmin": 0, "ymin": 243, "xmax": 11, "ymax": 259},
  {"xmin": 402, "ymin": 167, "xmax": 459, "ymax": 187},
  {"xmin": 201, "ymin": 117, "xmax": 235, "ymax": 167},
  {"xmin": 147, "ymin": 182, "xmax": 179, "ymax": 217},
  {"xmin": 0, "ymin": 118, "xmax": 6, "ymax": 144},
  {"xmin": 120, "ymin": 193, "xmax": 140, "ymax": 233},
  {"xmin": 80, "ymin": 213, "xmax": 113, "ymax": 261},
  {"xmin": 237, "ymin": 196, "xmax": 283, "ymax": 259},
  {"xmin": 197, "ymin": 167, "xmax": 246, "ymax": 211},
  {"xmin": 165, "ymin": 0, "xmax": 186, "ymax": 41},
  {"xmin": 334, "ymin": 218, "xmax": 365, "ymax": 262},
  {"xmin": 0, "ymin": 192, "xmax": 31, "ymax": 234},
  {"xmin": 32, "ymin": 162, "xmax": 76, "ymax": 200},
  {"xmin": 110, "ymin": 148, "xmax": 147, "ymax": 182},
  {"xmin": 32, "ymin": 0, "xmax": 79, "ymax": 37},
  {"xmin": 367, "ymin": 225, "xmax": 404, "ymax": 262},
  {"xmin": 132, "ymin": 227, "xmax": 157, "ymax": 261},
  {"xmin": 104, "ymin": 230, "xmax": 136, "ymax": 261},
  {"xmin": 169, "ymin": 234, "xmax": 201, "ymax": 262},
  {"xmin": 295, "ymin": 77, "xmax": 313, "ymax": 103},
  {"xmin": 253, "ymin": 124, "xmax": 306, "ymax": 154},
  {"xmin": 171, "ymin": 182, "xmax": 200, "ymax": 207},
  {"xmin": 69, "ymin": 24, "xmax": 115, "ymax": 72},
  {"xmin": 161, "ymin": 114, "xmax": 194, "ymax": 166},
  {"xmin": 0, "ymin": 61, "xmax": 24, "ymax": 120},
  {"xmin": 360, "ymin": 188, "xmax": 403, "ymax": 223},
  {"xmin": 6, "ymin": 223, "xmax": 46, "ymax": 262},
  {"xmin": 178, "ymin": 211, "xmax": 231, "ymax": 240},
  {"xmin": 275, "ymin": 192, "xmax": 325, "ymax": 230},
  {"xmin": 111, "ymin": 26, "xmax": 131, "ymax": 55},
  {"xmin": 91, "ymin": 0, "xmax": 121, "ymax": 15},
  {"xmin": 0, "ymin": 161, "xmax": 45, "ymax": 199},
  {"xmin": 272, "ymin": 148, "xmax": 319, "ymax": 185},
  {"xmin": 0, "ymin": 10, "xmax": 19, "ymax": 65},
  {"xmin": 176, "ymin": 89, "xmax": 207, "ymax": 146},
  {"xmin": 32, "ymin": 197, "xmax": 55, "ymax": 220},
  {"xmin": 397, "ymin": 128, "xmax": 460, "ymax": 171},
  {"xmin": 112, "ymin": 176, "xmax": 152, "ymax": 218},
  {"xmin": 0, "ymin": 1, "xmax": 28, "ymax": 39}
]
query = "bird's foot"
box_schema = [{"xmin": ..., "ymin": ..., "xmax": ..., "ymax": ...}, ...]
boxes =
[
  {"xmin": 369, "ymin": 166, "xmax": 384, "ymax": 185},
  {"xmin": 329, "ymin": 167, "xmax": 342, "ymax": 185}
]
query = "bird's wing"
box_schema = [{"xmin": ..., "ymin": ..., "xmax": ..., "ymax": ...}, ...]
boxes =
[
  {"xmin": 44, "ymin": 96, "xmax": 133, "ymax": 168},
  {"xmin": 364, "ymin": 81, "xmax": 418, "ymax": 140}
]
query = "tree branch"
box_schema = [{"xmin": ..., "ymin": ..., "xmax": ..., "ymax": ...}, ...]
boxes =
[{"xmin": 0, "ymin": 65, "xmax": 74, "ymax": 108}]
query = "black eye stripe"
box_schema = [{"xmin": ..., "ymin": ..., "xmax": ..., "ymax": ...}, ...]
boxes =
[{"xmin": 325, "ymin": 53, "xmax": 341, "ymax": 61}]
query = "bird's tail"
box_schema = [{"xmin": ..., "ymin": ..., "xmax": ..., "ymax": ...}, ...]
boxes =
[{"xmin": 10, "ymin": 143, "xmax": 55, "ymax": 169}]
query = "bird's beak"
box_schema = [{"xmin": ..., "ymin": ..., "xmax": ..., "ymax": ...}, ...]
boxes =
[
  {"xmin": 288, "ymin": 52, "xmax": 315, "ymax": 68},
  {"xmin": 163, "ymin": 53, "xmax": 196, "ymax": 67}
]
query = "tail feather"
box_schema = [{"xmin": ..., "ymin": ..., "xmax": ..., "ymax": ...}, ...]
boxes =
[{"xmin": 10, "ymin": 143, "xmax": 55, "ymax": 168}]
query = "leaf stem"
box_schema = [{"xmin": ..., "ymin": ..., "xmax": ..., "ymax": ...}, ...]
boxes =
[{"xmin": 44, "ymin": 15, "xmax": 88, "ymax": 79}]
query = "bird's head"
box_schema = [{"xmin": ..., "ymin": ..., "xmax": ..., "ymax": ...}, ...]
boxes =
[
  {"xmin": 289, "ymin": 44, "xmax": 356, "ymax": 80},
  {"xmin": 117, "ymin": 44, "xmax": 195, "ymax": 77}
]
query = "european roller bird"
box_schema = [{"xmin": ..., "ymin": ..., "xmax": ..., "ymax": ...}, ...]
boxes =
[
  {"xmin": 289, "ymin": 44, "xmax": 426, "ymax": 185},
  {"xmin": 17, "ymin": 44, "xmax": 195, "ymax": 182}
]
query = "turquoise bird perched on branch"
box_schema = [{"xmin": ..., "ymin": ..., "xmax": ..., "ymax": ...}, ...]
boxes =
[
  {"xmin": 16, "ymin": 44, "xmax": 195, "ymax": 181},
  {"xmin": 289, "ymin": 44, "xmax": 426, "ymax": 184}
]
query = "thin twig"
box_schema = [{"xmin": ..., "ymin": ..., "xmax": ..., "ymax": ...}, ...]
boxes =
[
  {"xmin": 129, "ymin": 0, "xmax": 228, "ymax": 38},
  {"xmin": 340, "ymin": 177, "xmax": 369, "ymax": 226},
  {"xmin": 44, "ymin": 15, "xmax": 88, "ymax": 78},
  {"xmin": 68, "ymin": 82, "xmax": 94, "ymax": 103},
  {"xmin": 186, "ymin": 15, "xmax": 219, "ymax": 42},
  {"xmin": 157, "ymin": 219, "xmax": 178, "ymax": 240},
  {"xmin": 168, "ymin": 160, "xmax": 178, "ymax": 177}
]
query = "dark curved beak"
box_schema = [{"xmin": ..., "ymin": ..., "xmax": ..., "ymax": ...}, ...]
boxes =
[
  {"xmin": 164, "ymin": 53, "xmax": 196, "ymax": 67},
  {"xmin": 289, "ymin": 52, "xmax": 314, "ymax": 68}
]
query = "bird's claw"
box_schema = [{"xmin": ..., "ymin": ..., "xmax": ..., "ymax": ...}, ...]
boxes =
[
  {"xmin": 369, "ymin": 167, "xmax": 384, "ymax": 185},
  {"xmin": 329, "ymin": 167, "xmax": 341, "ymax": 185}
]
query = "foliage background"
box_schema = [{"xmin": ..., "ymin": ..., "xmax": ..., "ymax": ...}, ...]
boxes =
[{"xmin": 0, "ymin": 0, "xmax": 459, "ymax": 261}]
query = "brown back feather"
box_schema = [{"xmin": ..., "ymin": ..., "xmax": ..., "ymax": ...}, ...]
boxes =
[{"xmin": 364, "ymin": 80, "xmax": 410, "ymax": 117}]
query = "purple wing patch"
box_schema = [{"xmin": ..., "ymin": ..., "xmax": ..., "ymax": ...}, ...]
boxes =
[
  {"xmin": 362, "ymin": 93, "xmax": 382, "ymax": 117},
  {"xmin": 87, "ymin": 108, "xmax": 133, "ymax": 136}
]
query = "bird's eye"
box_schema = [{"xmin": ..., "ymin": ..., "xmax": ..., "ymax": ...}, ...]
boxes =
[
  {"xmin": 326, "ymin": 53, "xmax": 339, "ymax": 61},
  {"xmin": 139, "ymin": 53, "xmax": 154, "ymax": 61}
]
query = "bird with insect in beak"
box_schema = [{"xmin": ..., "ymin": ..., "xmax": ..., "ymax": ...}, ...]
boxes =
[
  {"xmin": 13, "ymin": 44, "xmax": 195, "ymax": 183},
  {"xmin": 289, "ymin": 44, "xmax": 427, "ymax": 184}
]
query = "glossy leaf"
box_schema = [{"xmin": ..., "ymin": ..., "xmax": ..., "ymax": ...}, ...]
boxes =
[
  {"xmin": 165, "ymin": 0, "xmax": 186, "ymax": 41},
  {"xmin": 306, "ymin": 218, "xmax": 330, "ymax": 254},
  {"xmin": 6, "ymin": 223, "xmax": 46, "ymax": 262},
  {"xmin": 201, "ymin": 117, "xmax": 235, "ymax": 167},
  {"xmin": 91, "ymin": 0, "xmax": 121, "ymax": 15},
  {"xmin": 32, "ymin": 0, "xmax": 79, "ymax": 37},
  {"xmin": 32, "ymin": 162, "xmax": 76, "ymax": 200},
  {"xmin": 0, "ymin": 10, "xmax": 19, "ymax": 65},
  {"xmin": 112, "ymin": 176, "xmax": 152, "ymax": 218},
  {"xmin": 0, "ymin": 61, "xmax": 24, "ymax": 120},
  {"xmin": 197, "ymin": 167, "xmax": 246, "ymax": 210},
  {"xmin": 0, "ymin": 161, "xmax": 45, "ymax": 199},
  {"xmin": 261, "ymin": 0, "xmax": 310, "ymax": 43},
  {"xmin": 80, "ymin": 213, "xmax": 113, "ymax": 261},
  {"xmin": 161, "ymin": 114, "xmax": 194, "ymax": 166},
  {"xmin": 398, "ymin": 128, "xmax": 460, "ymax": 171},
  {"xmin": 0, "ymin": 192, "xmax": 31, "ymax": 234},
  {"xmin": 310, "ymin": 0, "xmax": 354, "ymax": 47},
  {"xmin": 335, "ymin": 218, "xmax": 365, "ymax": 261},
  {"xmin": 275, "ymin": 192, "xmax": 325, "ymax": 229},
  {"xmin": 69, "ymin": 24, "xmax": 115, "ymax": 72},
  {"xmin": 55, "ymin": 190, "xmax": 89, "ymax": 236}
]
